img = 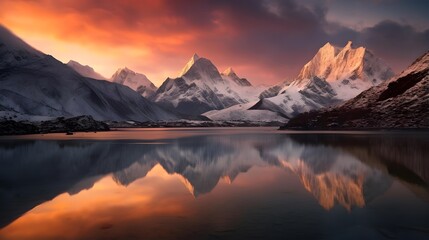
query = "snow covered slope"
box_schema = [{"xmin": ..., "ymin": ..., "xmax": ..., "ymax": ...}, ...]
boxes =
[
  {"xmin": 284, "ymin": 51, "xmax": 429, "ymax": 129},
  {"xmin": 110, "ymin": 67, "xmax": 158, "ymax": 98},
  {"xmin": 220, "ymin": 67, "xmax": 266, "ymax": 102},
  {"xmin": 153, "ymin": 54, "xmax": 264, "ymax": 115},
  {"xmin": 0, "ymin": 25, "xmax": 178, "ymax": 121},
  {"xmin": 254, "ymin": 76, "xmax": 340, "ymax": 118},
  {"xmin": 0, "ymin": 25, "xmax": 43, "ymax": 68},
  {"xmin": 207, "ymin": 76, "xmax": 337, "ymax": 122},
  {"xmin": 67, "ymin": 60, "xmax": 106, "ymax": 80},
  {"xmin": 259, "ymin": 81, "xmax": 290, "ymax": 99},
  {"xmin": 203, "ymin": 101, "xmax": 287, "ymax": 122},
  {"xmin": 249, "ymin": 41, "xmax": 394, "ymax": 120}
]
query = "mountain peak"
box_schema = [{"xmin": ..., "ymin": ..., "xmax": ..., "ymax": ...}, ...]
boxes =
[
  {"xmin": 321, "ymin": 42, "xmax": 333, "ymax": 49},
  {"xmin": 221, "ymin": 67, "xmax": 252, "ymax": 86},
  {"xmin": 192, "ymin": 53, "xmax": 200, "ymax": 61},
  {"xmin": 344, "ymin": 41, "xmax": 353, "ymax": 49},
  {"xmin": 110, "ymin": 67, "xmax": 157, "ymax": 98},
  {"xmin": 112, "ymin": 67, "xmax": 143, "ymax": 81},
  {"xmin": 297, "ymin": 42, "xmax": 340, "ymax": 81},
  {"xmin": 67, "ymin": 60, "xmax": 80, "ymax": 65},
  {"xmin": 117, "ymin": 67, "xmax": 134, "ymax": 74},
  {"xmin": 178, "ymin": 53, "xmax": 202, "ymax": 77},
  {"xmin": 298, "ymin": 40, "xmax": 392, "ymax": 82},
  {"xmin": 66, "ymin": 60, "xmax": 105, "ymax": 80},
  {"xmin": 295, "ymin": 40, "xmax": 394, "ymax": 99},
  {"xmin": 175, "ymin": 54, "xmax": 224, "ymax": 84},
  {"xmin": 223, "ymin": 67, "xmax": 235, "ymax": 76}
]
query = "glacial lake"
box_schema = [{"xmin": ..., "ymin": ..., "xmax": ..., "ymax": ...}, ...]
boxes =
[{"xmin": 0, "ymin": 128, "xmax": 428, "ymax": 240}]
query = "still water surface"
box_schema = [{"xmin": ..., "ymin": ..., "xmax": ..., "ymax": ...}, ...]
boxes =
[{"xmin": 0, "ymin": 128, "xmax": 428, "ymax": 240}]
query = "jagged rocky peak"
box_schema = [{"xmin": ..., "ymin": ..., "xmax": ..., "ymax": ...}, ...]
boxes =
[
  {"xmin": 344, "ymin": 40, "xmax": 353, "ymax": 49},
  {"xmin": 297, "ymin": 40, "xmax": 393, "ymax": 83},
  {"xmin": 297, "ymin": 42, "xmax": 340, "ymax": 80},
  {"xmin": 112, "ymin": 67, "xmax": 135, "ymax": 82},
  {"xmin": 110, "ymin": 67, "xmax": 157, "ymax": 98},
  {"xmin": 222, "ymin": 67, "xmax": 252, "ymax": 86},
  {"xmin": 177, "ymin": 53, "xmax": 223, "ymax": 82},
  {"xmin": 222, "ymin": 67, "xmax": 236, "ymax": 76},
  {"xmin": 153, "ymin": 53, "xmax": 263, "ymax": 116},
  {"xmin": 111, "ymin": 67, "xmax": 152, "ymax": 86},
  {"xmin": 283, "ymin": 50, "xmax": 429, "ymax": 129},
  {"xmin": 178, "ymin": 53, "xmax": 200, "ymax": 77}
]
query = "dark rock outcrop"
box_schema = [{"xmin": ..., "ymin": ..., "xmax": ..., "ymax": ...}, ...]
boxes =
[{"xmin": 0, "ymin": 115, "xmax": 109, "ymax": 135}]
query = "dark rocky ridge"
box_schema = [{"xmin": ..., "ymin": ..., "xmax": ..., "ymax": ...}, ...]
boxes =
[{"xmin": 0, "ymin": 115, "xmax": 109, "ymax": 135}]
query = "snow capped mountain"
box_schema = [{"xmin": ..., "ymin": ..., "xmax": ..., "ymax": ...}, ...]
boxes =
[
  {"xmin": 220, "ymin": 67, "xmax": 266, "ymax": 102},
  {"xmin": 177, "ymin": 53, "xmax": 201, "ymax": 77},
  {"xmin": 153, "ymin": 54, "xmax": 264, "ymax": 116},
  {"xmin": 110, "ymin": 67, "xmax": 158, "ymax": 98},
  {"xmin": 179, "ymin": 53, "xmax": 224, "ymax": 83},
  {"xmin": 296, "ymin": 41, "xmax": 394, "ymax": 99},
  {"xmin": 0, "ymin": 25, "xmax": 178, "ymax": 121},
  {"xmin": 284, "ymin": 51, "xmax": 429, "ymax": 129},
  {"xmin": 67, "ymin": 60, "xmax": 106, "ymax": 80},
  {"xmin": 221, "ymin": 67, "xmax": 252, "ymax": 86},
  {"xmin": 244, "ymin": 41, "xmax": 395, "ymax": 121}
]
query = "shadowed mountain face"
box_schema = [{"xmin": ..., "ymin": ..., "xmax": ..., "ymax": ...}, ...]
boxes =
[
  {"xmin": 0, "ymin": 25, "xmax": 178, "ymax": 121},
  {"xmin": 1, "ymin": 130, "xmax": 428, "ymax": 230}
]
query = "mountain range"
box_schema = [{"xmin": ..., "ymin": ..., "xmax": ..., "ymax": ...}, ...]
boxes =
[
  {"xmin": 152, "ymin": 54, "xmax": 265, "ymax": 116},
  {"xmin": 0, "ymin": 24, "xmax": 426, "ymax": 127},
  {"xmin": 283, "ymin": 51, "xmax": 429, "ymax": 129},
  {"xmin": 207, "ymin": 41, "xmax": 395, "ymax": 122},
  {"xmin": 0, "ymin": 25, "xmax": 178, "ymax": 121}
]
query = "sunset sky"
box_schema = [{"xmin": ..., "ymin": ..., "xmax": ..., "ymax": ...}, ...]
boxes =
[{"xmin": 1, "ymin": 0, "xmax": 428, "ymax": 86}]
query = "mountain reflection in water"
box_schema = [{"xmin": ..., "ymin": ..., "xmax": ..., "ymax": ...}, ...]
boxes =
[{"xmin": 0, "ymin": 129, "xmax": 428, "ymax": 240}]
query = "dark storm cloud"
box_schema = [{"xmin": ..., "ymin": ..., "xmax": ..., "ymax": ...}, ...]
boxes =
[{"xmin": 358, "ymin": 21, "xmax": 429, "ymax": 70}]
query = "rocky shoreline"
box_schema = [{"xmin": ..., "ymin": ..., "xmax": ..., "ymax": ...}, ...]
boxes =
[
  {"xmin": 0, "ymin": 116, "xmax": 110, "ymax": 136},
  {"xmin": 107, "ymin": 120, "xmax": 283, "ymax": 128},
  {"xmin": 0, "ymin": 116, "xmax": 283, "ymax": 136}
]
